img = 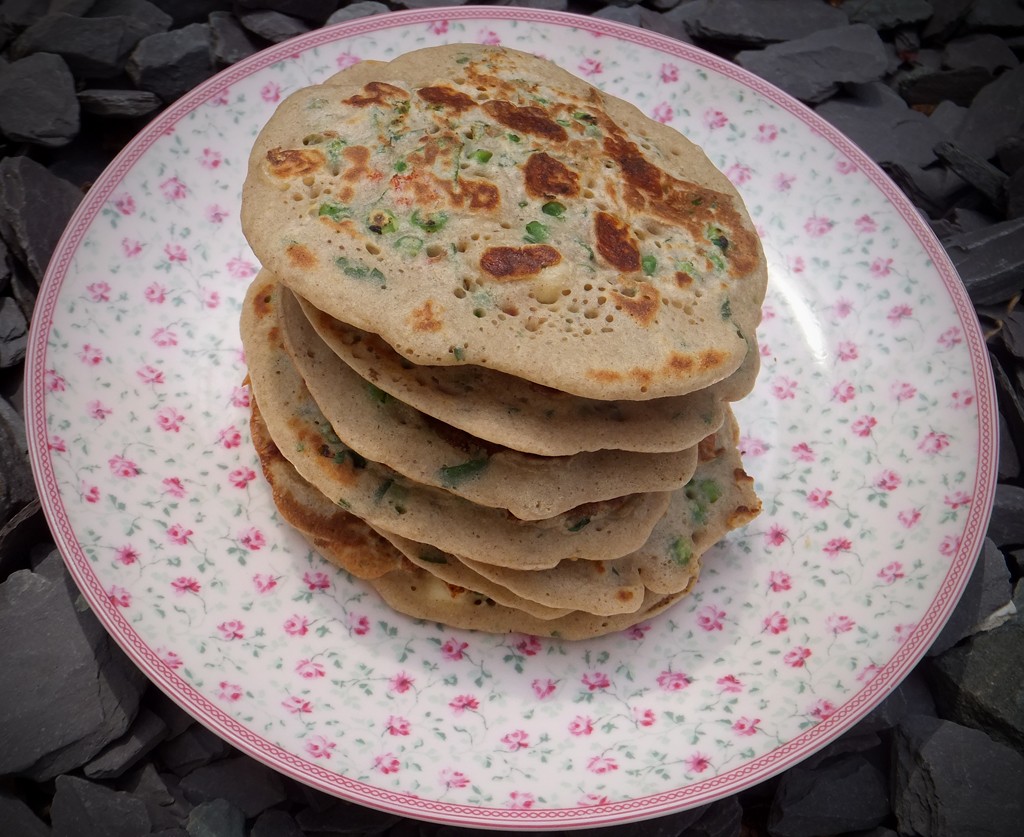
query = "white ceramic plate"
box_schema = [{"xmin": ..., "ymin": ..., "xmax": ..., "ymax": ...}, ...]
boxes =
[{"xmin": 26, "ymin": 7, "xmax": 996, "ymax": 829}]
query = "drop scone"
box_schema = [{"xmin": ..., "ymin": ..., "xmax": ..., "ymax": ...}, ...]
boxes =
[{"xmin": 239, "ymin": 43, "xmax": 766, "ymax": 639}]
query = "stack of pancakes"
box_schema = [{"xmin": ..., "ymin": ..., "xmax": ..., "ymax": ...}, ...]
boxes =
[{"xmin": 238, "ymin": 45, "xmax": 767, "ymax": 639}]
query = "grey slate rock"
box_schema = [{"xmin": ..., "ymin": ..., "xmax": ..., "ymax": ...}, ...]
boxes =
[
  {"xmin": 988, "ymin": 482, "xmax": 1024, "ymax": 546},
  {"xmin": 927, "ymin": 537, "xmax": 1012, "ymax": 655},
  {"xmin": 51, "ymin": 774, "xmax": 152, "ymax": 837},
  {"xmin": 0, "ymin": 391, "xmax": 32, "ymax": 518},
  {"xmin": 126, "ymin": 23, "xmax": 214, "ymax": 103},
  {"xmin": 295, "ymin": 798, "xmax": 404, "ymax": 834},
  {"xmin": 816, "ymin": 82, "xmax": 944, "ymax": 169},
  {"xmin": 736, "ymin": 24, "xmax": 889, "ymax": 103},
  {"xmin": 11, "ymin": 12, "xmax": 156, "ymax": 78},
  {"xmin": 892, "ymin": 714, "xmax": 1024, "ymax": 836},
  {"xmin": 0, "ymin": 53, "xmax": 80, "ymax": 147},
  {"xmin": 88, "ymin": 0, "xmax": 173, "ymax": 33},
  {"xmin": 251, "ymin": 808, "xmax": 305, "ymax": 837},
  {"xmin": 843, "ymin": 0, "xmax": 935, "ymax": 30},
  {"xmin": 325, "ymin": 1, "xmax": 391, "ymax": 25},
  {"xmin": 929, "ymin": 617, "xmax": 1024, "ymax": 752},
  {"xmin": 686, "ymin": 796, "xmax": 742, "ymax": 837},
  {"xmin": 119, "ymin": 762, "xmax": 190, "ymax": 831},
  {"xmin": 854, "ymin": 666, "xmax": 937, "ymax": 731},
  {"xmin": 922, "ymin": 0, "xmax": 973, "ymax": 42},
  {"xmin": 928, "ymin": 98, "xmax": 968, "ymax": 139},
  {"xmin": 954, "ymin": 63, "xmax": 1024, "ymax": 160},
  {"xmin": 0, "ymin": 788, "xmax": 50, "ymax": 837},
  {"xmin": 0, "ymin": 155, "xmax": 83, "ymax": 283},
  {"xmin": 944, "ymin": 216, "xmax": 1024, "ymax": 305},
  {"xmin": 965, "ymin": 0, "xmax": 1024, "ymax": 32},
  {"xmin": 934, "ymin": 140, "xmax": 1009, "ymax": 207},
  {"xmin": 1009, "ymin": 165, "xmax": 1024, "ymax": 218},
  {"xmin": 148, "ymin": 0, "xmax": 231, "ymax": 26},
  {"xmin": 593, "ymin": 5, "xmax": 687, "ymax": 40},
  {"xmin": 395, "ymin": 0, "xmax": 471, "ymax": 8},
  {"xmin": 185, "ymin": 799, "xmax": 245, "ymax": 837},
  {"xmin": 236, "ymin": 0, "xmax": 339, "ymax": 25},
  {"xmin": 179, "ymin": 755, "xmax": 288, "ymax": 818},
  {"xmin": 78, "ymin": 88, "xmax": 163, "ymax": 118},
  {"xmin": 0, "ymin": 557, "xmax": 147, "ymax": 780},
  {"xmin": 944, "ymin": 32, "xmax": 1020, "ymax": 74},
  {"xmin": 0, "ymin": 294, "xmax": 27, "ymax": 367},
  {"xmin": 768, "ymin": 753, "xmax": 889, "ymax": 836},
  {"xmin": 686, "ymin": 0, "xmax": 847, "ymax": 46},
  {"xmin": 84, "ymin": 707, "xmax": 170, "ymax": 779},
  {"xmin": 208, "ymin": 10, "xmax": 258, "ymax": 65},
  {"xmin": 899, "ymin": 65, "xmax": 997, "ymax": 106},
  {"xmin": 147, "ymin": 688, "xmax": 197, "ymax": 739},
  {"xmin": 999, "ymin": 411, "xmax": 1021, "ymax": 480},
  {"xmin": 156, "ymin": 724, "xmax": 234, "ymax": 776},
  {"xmin": 237, "ymin": 9, "xmax": 311, "ymax": 43}
]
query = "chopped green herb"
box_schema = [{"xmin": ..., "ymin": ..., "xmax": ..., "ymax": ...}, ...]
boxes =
[
  {"xmin": 394, "ymin": 100, "xmax": 410, "ymax": 115},
  {"xmin": 325, "ymin": 137, "xmax": 346, "ymax": 167},
  {"xmin": 642, "ymin": 255, "xmax": 657, "ymax": 276},
  {"xmin": 555, "ymin": 118, "xmax": 571, "ymax": 127},
  {"xmin": 468, "ymin": 149, "xmax": 492, "ymax": 163},
  {"xmin": 524, "ymin": 220, "xmax": 549, "ymax": 243},
  {"xmin": 452, "ymin": 346, "xmax": 465, "ymax": 361},
  {"xmin": 707, "ymin": 225, "xmax": 729, "ymax": 252},
  {"xmin": 410, "ymin": 209, "xmax": 448, "ymax": 233},
  {"xmin": 373, "ymin": 478, "xmax": 393, "ymax": 502},
  {"xmin": 394, "ymin": 160, "xmax": 408, "ymax": 173},
  {"xmin": 455, "ymin": 55, "xmax": 471, "ymax": 65},
  {"xmin": 318, "ymin": 201, "xmax": 351, "ymax": 222},
  {"xmin": 541, "ymin": 201, "xmax": 565, "ymax": 217},
  {"xmin": 440, "ymin": 458, "xmax": 488, "ymax": 487},
  {"xmin": 567, "ymin": 516, "xmax": 591, "ymax": 532},
  {"xmin": 394, "ymin": 235, "xmax": 423, "ymax": 257},
  {"xmin": 572, "ymin": 111, "xmax": 597, "ymax": 124},
  {"xmin": 367, "ymin": 209, "xmax": 397, "ymax": 235},
  {"xmin": 670, "ymin": 537, "xmax": 693, "ymax": 566},
  {"xmin": 507, "ymin": 133, "xmax": 521, "ymax": 143},
  {"xmin": 334, "ymin": 256, "xmax": 387, "ymax": 286},
  {"xmin": 677, "ymin": 259, "xmax": 697, "ymax": 277},
  {"xmin": 721, "ymin": 298, "xmax": 732, "ymax": 319},
  {"xmin": 707, "ymin": 250, "xmax": 726, "ymax": 272},
  {"xmin": 366, "ymin": 382, "xmax": 390, "ymax": 403}
]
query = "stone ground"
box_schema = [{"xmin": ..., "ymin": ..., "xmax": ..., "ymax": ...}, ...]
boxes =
[{"xmin": 1, "ymin": 1, "xmax": 1024, "ymax": 836}]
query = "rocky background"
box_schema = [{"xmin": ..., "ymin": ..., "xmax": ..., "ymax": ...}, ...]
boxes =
[{"xmin": 1, "ymin": 1, "xmax": 1024, "ymax": 835}]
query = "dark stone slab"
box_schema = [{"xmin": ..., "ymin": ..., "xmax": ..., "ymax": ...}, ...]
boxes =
[
  {"xmin": 0, "ymin": 53, "xmax": 79, "ymax": 147},
  {"xmin": 184, "ymin": 799, "xmax": 245, "ymax": 837},
  {"xmin": 118, "ymin": 762, "xmax": 190, "ymax": 831},
  {"xmin": 929, "ymin": 614, "xmax": 1024, "ymax": 752},
  {"xmin": 499, "ymin": 0, "xmax": 571, "ymax": 11},
  {"xmin": 686, "ymin": 796, "xmax": 742, "ymax": 837},
  {"xmin": 998, "ymin": 411, "xmax": 1021, "ymax": 480},
  {"xmin": 934, "ymin": 140, "xmax": 1008, "ymax": 208},
  {"xmin": 1008, "ymin": 165, "xmax": 1024, "ymax": 218},
  {"xmin": 148, "ymin": 0, "xmax": 231, "ymax": 26},
  {"xmin": 843, "ymin": 0, "xmax": 936, "ymax": 30},
  {"xmin": 179, "ymin": 755, "xmax": 287, "ymax": 818},
  {"xmin": 50, "ymin": 774, "xmax": 152, "ymax": 837},
  {"xmin": 928, "ymin": 98, "xmax": 968, "ymax": 139},
  {"xmin": 325, "ymin": 1, "xmax": 391, "ymax": 25},
  {"xmin": 0, "ymin": 788, "xmax": 50, "ymax": 837},
  {"xmin": 922, "ymin": 0, "xmax": 974, "ymax": 42},
  {"xmin": 0, "ymin": 294, "xmax": 27, "ymax": 367},
  {"xmin": 236, "ymin": 0, "xmax": 339, "ymax": 25},
  {"xmin": 927, "ymin": 537, "xmax": 1012, "ymax": 656},
  {"xmin": 965, "ymin": 0, "xmax": 1024, "ymax": 32},
  {"xmin": 594, "ymin": 5, "xmax": 687, "ymax": 39},
  {"xmin": 295, "ymin": 798, "xmax": 404, "ymax": 834},
  {"xmin": 768, "ymin": 753, "xmax": 889, "ymax": 836},
  {"xmin": 237, "ymin": 9, "xmax": 311, "ymax": 43},
  {"xmin": 394, "ymin": 0, "xmax": 471, "ymax": 8},
  {"xmin": 88, "ymin": 0, "xmax": 173, "ymax": 32},
  {"xmin": 84, "ymin": 707, "xmax": 170, "ymax": 779},
  {"xmin": 954, "ymin": 63, "xmax": 1024, "ymax": 160},
  {"xmin": 997, "ymin": 132, "xmax": 1024, "ymax": 174},
  {"xmin": 944, "ymin": 32, "xmax": 1020, "ymax": 74},
  {"xmin": 987, "ymin": 482, "xmax": 1024, "ymax": 547},
  {"xmin": 854, "ymin": 666, "xmax": 937, "ymax": 732},
  {"xmin": 77, "ymin": 88, "xmax": 163, "ymax": 118},
  {"xmin": 816, "ymin": 82, "xmax": 944, "ymax": 169},
  {"xmin": 0, "ymin": 498, "xmax": 48, "ymax": 581},
  {"xmin": 251, "ymin": 808, "xmax": 304, "ymax": 837},
  {"xmin": 944, "ymin": 215, "xmax": 1024, "ymax": 305},
  {"xmin": 155, "ymin": 725, "xmax": 233, "ymax": 776},
  {"xmin": 0, "ymin": 0, "xmax": 48, "ymax": 35},
  {"xmin": 0, "ymin": 553, "xmax": 147, "ymax": 780},
  {"xmin": 126, "ymin": 22, "xmax": 214, "ymax": 103},
  {"xmin": 0, "ymin": 155, "xmax": 83, "ymax": 283},
  {"xmin": 208, "ymin": 10, "xmax": 257, "ymax": 66},
  {"xmin": 11, "ymin": 12, "xmax": 156, "ymax": 78},
  {"xmin": 685, "ymin": 0, "xmax": 846, "ymax": 46},
  {"xmin": 147, "ymin": 689, "xmax": 197, "ymax": 739},
  {"xmin": 899, "ymin": 65, "xmax": 998, "ymax": 106},
  {"xmin": 892, "ymin": 715, "xmax": 1024, "ymax": 835},
  {"xmin": 736, "ymin": 24, "xmax": 889, "ymax": 103}
]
